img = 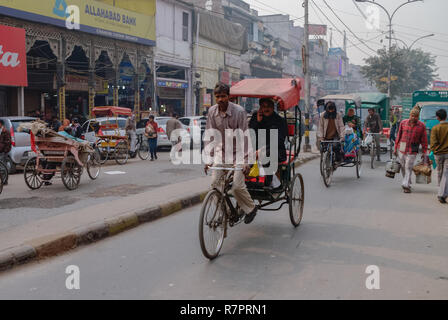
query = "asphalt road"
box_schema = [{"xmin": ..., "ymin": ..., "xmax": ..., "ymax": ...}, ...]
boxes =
[
  {"xmin": 0, "ymin": 150, "xmax": 204, "ymax": 232},
  {"xmin": 1, "ymin": 157, "xmax": 447, "ymax": 300}
]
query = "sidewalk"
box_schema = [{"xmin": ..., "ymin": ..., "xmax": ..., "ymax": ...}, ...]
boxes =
[{"xmin": 0, "ymin": 152, "xmax": 320, "ymax": 272}]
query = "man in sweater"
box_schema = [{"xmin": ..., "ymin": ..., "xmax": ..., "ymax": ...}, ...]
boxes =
[
  {"xmin": 394, "ymin": 106, "xmax": 428, "ymax": 193},
  {"xmin": 430, "ymin": 109, "xmax": 448, "ymax": 203}
]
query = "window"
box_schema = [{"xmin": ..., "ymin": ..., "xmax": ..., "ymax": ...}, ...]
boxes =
[{"xmin": 182, "ymin": 12, "xmax": 189, "ymax": 42}]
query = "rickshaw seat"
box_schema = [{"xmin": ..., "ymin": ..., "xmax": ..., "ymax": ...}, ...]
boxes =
[{"xmin": 280, "ymin": 150, "xmax": 295, "ymax": 165}]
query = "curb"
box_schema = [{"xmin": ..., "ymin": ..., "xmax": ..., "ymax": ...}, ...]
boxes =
[{"xmin": 0, "ymin": 153, "xmax": 319, "ymax": 273}]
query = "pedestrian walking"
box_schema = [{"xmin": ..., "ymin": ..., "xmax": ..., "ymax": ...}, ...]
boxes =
[
  {"xmin": 166, "ymin": 113, "xmax": 183, "ymax": 146},
  {"xmin": 0, "ymin": 119, "xmax": 11, "ymax": 185},
  {"xmin": 430, "ymin": 109, "xmax": 448, "ymax": 203},
  {"xmin": 145, "ymin": 115, "xmax": 158, "ymax": 161},
  {"xmin": 364, "ymin": 108, "xmax": 383, "ymax": 161},
  {"xmin": 126, "ymin": 112, "xmax": 137, "ymax": 158},
  {"xmin": 394, "ymin": 106, "xmax": 428, "ymax": 193}
]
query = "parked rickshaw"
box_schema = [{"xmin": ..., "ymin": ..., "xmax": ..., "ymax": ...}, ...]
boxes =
[
  {"xmin": 199, "ymin": 78, "xmax": 305, "ymax": 260},
  {"xmin": 91, "ymin": 106, "xmax": 132, "ymax": 165},
  {"xmin": 317, "ymin": 94, "xmax": 363, "ymax": 187},
  {"xmin": 23, "ymin": 130, "xmax": 100, "ymax": 191}
]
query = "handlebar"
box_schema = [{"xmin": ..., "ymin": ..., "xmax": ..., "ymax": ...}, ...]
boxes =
[{"xmin": 209, "ymin": 167, "xmax": 243, "ymax": 171}]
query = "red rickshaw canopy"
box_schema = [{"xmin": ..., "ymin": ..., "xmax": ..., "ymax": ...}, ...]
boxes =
[
  {"xmin": 230, "ymin": 78, "xmax": 302, "ymax": 111},
  {"xmin": 92, "ymin": 106, "xmax": 133, "ymax": 117}
]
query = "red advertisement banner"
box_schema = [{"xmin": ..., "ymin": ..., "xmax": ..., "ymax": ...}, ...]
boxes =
[{"xmin": 0, "ymin": 24, "xmax": 28, "ymax": 87}]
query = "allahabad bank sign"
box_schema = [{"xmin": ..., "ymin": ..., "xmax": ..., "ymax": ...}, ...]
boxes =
[{"xmin": 0, "ymin": 0, "xmax": 155, "ymax": 46}]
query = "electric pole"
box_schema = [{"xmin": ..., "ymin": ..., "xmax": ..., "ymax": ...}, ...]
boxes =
[{"xmin": 303, "ymin": 0, "xmax": 311, "ymax": 152}]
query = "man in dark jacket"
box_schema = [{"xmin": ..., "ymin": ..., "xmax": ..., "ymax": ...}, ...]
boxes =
[
  {"xmin": 0, "ymin": 119, "xmax": 11, "ymax": 185},
  {"xmin": 249, "ymin": 98, "xmax": 288, "ymax": 187},
  {"xmin": 364, "ymin": 108, "xmax": 383, "ymax": 161}
]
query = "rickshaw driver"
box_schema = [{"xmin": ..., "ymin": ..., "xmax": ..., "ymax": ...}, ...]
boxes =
[
  {"xmin": 317, "ymin": 101, "xmax": 345, "ymax": 163},
  {"xmin": 204, "ymin": 83, "xmax": 259, "ymax": 224},
  {"xmin": 249, "ymin": 98, "xmax": 287, "ymax": 187}
]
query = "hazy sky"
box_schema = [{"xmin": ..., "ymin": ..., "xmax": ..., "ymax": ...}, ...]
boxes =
[{"xmin": 245, "ymin": 0, "xmax": 448, "ymax": 80}]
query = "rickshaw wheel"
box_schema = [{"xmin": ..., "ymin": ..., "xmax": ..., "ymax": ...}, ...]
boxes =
[
  {"xmin": 86, "ymin": 149, "xmax": 101, "ymax": 180},
  {"xmin": 356, "ymin": 149, "xmax": 362, "ymax": 179},
  {"xmin": 61, "ymin": 155, "xmax": 82, "ymax": 191},
  {"xmin": 115, "ymin": 141, "xmax": 129, "ymax": 165},
  {"xmin": 0, "ymin": 160, "xmax": 8, "ymax": 186},
  {"xmin": 320, "ymin": 151, "xmax": 333, "ymax": 188},
  {"xmin": 137, "ymin": 139, "xmax": 150, "ymax": 160},
  {"xmin": 0, "ymin": 174, "xmax": 3, "ymax": 194},
  {"xmin": 24, "ymin": 157, "xmax": 43, "ymax": 190},
  {"xmin": 95, "ymin": 141, "xmax": 109, "ymax": 165},
  {"xmin": 199, "ymin": 189, "xmax": 227, "ymax": 260},
  {"xmin": 289, "ymin": 173, "xmax": 304, "ymax": 227}
]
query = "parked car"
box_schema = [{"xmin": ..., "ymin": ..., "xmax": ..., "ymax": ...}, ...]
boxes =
[
  {"xmin": 136, "ymin": 117, "xmax": 172, "ymax": 148},
  {"xmin": 0, "ymin": 116, "xmax": 37, "ymax": 173},
  {"xmin": 179, "ymin": 116, "xmax": 207, "ymax": 148},
  {"xmin": 81, "ymin": 117, "xmax": 127, "ymax": 144}
]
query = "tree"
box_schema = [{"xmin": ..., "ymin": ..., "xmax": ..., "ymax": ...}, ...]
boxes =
[{"xmin": 360, "ymin": 45, "xmax": 437, "ymax": 99}]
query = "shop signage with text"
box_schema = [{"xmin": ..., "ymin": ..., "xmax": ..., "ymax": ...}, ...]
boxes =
[
  {"xmin": 0, "ymin": 25, "xmax": 27, "ymax": 87},
  {"xmin": 157, "ymin": 80, "xmax": 189, "ymax": 89}
]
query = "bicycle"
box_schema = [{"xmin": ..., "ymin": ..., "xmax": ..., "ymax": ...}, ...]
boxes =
[
  {"xmin": 320, "ymin": 140, "xmax": 361, "ymax": 187},
  {"xmin": 362, "ymin": 132, "xmax": 382, "ymax": 169},
  {"xmin": 135, "ymin": 134, "xmax": 150, "ymax": 160}
]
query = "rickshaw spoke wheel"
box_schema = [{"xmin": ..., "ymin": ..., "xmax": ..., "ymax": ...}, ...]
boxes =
[
  {"xmin": 356, "ymin": 149, "xmax": 362, "ymax": 178},
  {"xmin": 0, "ymin": 161, "xmax": 8, "ymax": 186},
  {"xmin": 320, "ymin": 151, "xmax": 332, "ymax": 187},
  {"xmin": 95, "ymin": 141, "xmax": 109, "ymax": 165},
  {"xmin": 199, "ymin": 190, "xmax": 226, "ymax": 260},
  {"xmin": 86, "ymin": 149, "xmax": 101, "ymax": 180},
  {"xmin": 137, "ymin": 138, "xmax": 150, "ymax": 160},
  {"xmin": 24, "ymin": 157, "xmax": 43, "ymax": 190},
  {"xmin": 61, "ymin": 156, "xmax": 82, "ymax": 191},
  {"xmin": 289, "ymin": 173, "xmax": 304, "ymax": 227},
  {"xmin": 115, "ymin": 141, "xmax": 129, "ymax": 165}
]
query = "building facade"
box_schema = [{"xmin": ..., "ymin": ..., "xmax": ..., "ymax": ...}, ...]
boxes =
[{"xmin": 0, "ymin": 0, "xmax": 156, "ymax": 121}]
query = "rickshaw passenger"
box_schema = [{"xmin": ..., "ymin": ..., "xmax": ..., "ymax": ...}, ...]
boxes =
[
  {"xmin": 249, "ymin": 98, "xmax": 287, "ymax": 188},
  {"xmin": 343, "ymin": 108, "xmax": 362, "ymax": 139},
  {"xmin": 317, "ymin": 101, "xmax": 345, "ymax": 162}
]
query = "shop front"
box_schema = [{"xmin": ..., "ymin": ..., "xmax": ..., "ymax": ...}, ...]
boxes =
[{"xmin": 156, "ymin": 79, "xmax": 188, "ymax": 116}]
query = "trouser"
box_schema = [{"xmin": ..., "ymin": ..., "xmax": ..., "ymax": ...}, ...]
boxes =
[
  {"xmin": 148, "ymin": 138, "xmax": 158, "ymax": 159},
  {"xmin": 435, "ymin": 154, "xmax": 448, "ymax": 198},
  {"xmin": 128, "ymin": 131, "xmax": 137, "ymax": 153},
  {"xmin": 211, "ymin": 164, "xmax": 255, "ymax": 214},
  {"xmin": 373, "ymin": 134, "xmax": 381, "ymax": 159},
  {"xmin": 0, "ymin": 153, "xmax": 8, "ymax": 183},
  {"xmin": 399, "ymin": 153, "xmax": 417, "ymax": 189}
]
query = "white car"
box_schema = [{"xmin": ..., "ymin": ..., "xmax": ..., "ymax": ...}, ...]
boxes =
[
  {"xmin": 136, "ymin": 117, "xmax": 173, "ymax": 148},
  {"xmin": 179, "ymin": 116, "xmax": 207, "ymax": 147}
]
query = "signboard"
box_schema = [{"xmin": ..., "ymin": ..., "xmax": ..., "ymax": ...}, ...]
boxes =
[
  {"xmin": 0, "ymin": 0, "xmax": 155, "ymax": 45},
  {"xmin": 157, "ymin": 80, "xmax": 188, "ymax": 89},
  {"xmin": 53, "ymin": 74, "xmax": 106, "ymax": 92},
  {"xmin": 308, "ymin": 24, "xmax": 327, "ymax": 36},
  {"xmin": 203, "ymin": 93, "xmax": 212, "ymax": 107},
  {"xmin": 433, "ymin": 81, "xmax": 448, "ymax": 91},
  {"xmin": 0, "ymin": 25, "xmax": 28, "ymax": 87}
]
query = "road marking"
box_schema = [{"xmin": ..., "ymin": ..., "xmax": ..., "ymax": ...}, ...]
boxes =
[{"xmin": 104, "ymin": 171, "xmax": 127, "ymax": 175}]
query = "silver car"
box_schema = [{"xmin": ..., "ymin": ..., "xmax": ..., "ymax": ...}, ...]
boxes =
[{"xmin": 0, "ymin": 116, "xmax": 37, "ymax": 173}]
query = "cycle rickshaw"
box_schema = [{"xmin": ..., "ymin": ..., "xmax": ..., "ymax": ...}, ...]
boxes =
[
  {"xmin": 23, "ymin": 127, "xmax": 100, "ymax": 191},
  {"xmin": 91, "ymin": 106, "xmax": 133, "ymax": 165},
  {"xmin": 317, "ymin": 94, "xmax": 363, "ymax": 187},
  {"xmin": 199, "ymin": 78, "xmax": 305, "ymax": 260}
]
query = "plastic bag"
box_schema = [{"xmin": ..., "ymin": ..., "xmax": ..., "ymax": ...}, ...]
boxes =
[
  {"xmin": 249, "ymin": 161, "xmax": 259, "ymax": 177},
  {"xmin": 413, "ymin": 161, "xmax": 432, "ymax": 177}
]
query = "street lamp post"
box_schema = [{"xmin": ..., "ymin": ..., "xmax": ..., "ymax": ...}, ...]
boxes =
[
  {"xmin": 386, "ymin": 34, "xmax": 435, "ymax": 51},
  {"xmin": 355, "ymin": 0, "xmax": 423, "ymax": 98}
]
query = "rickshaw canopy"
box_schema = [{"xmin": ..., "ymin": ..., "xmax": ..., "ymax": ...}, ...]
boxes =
[
  {"xmin": 92, "ymin": 106, "xmax": 133, "ymax": 117},
  {"xmin": 318, "ymin": 94, "xmax": 362, "ymax": 109},
  {"xmin": 230, "ymin": 78, "xmax": 302, "ymax": 111}
]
